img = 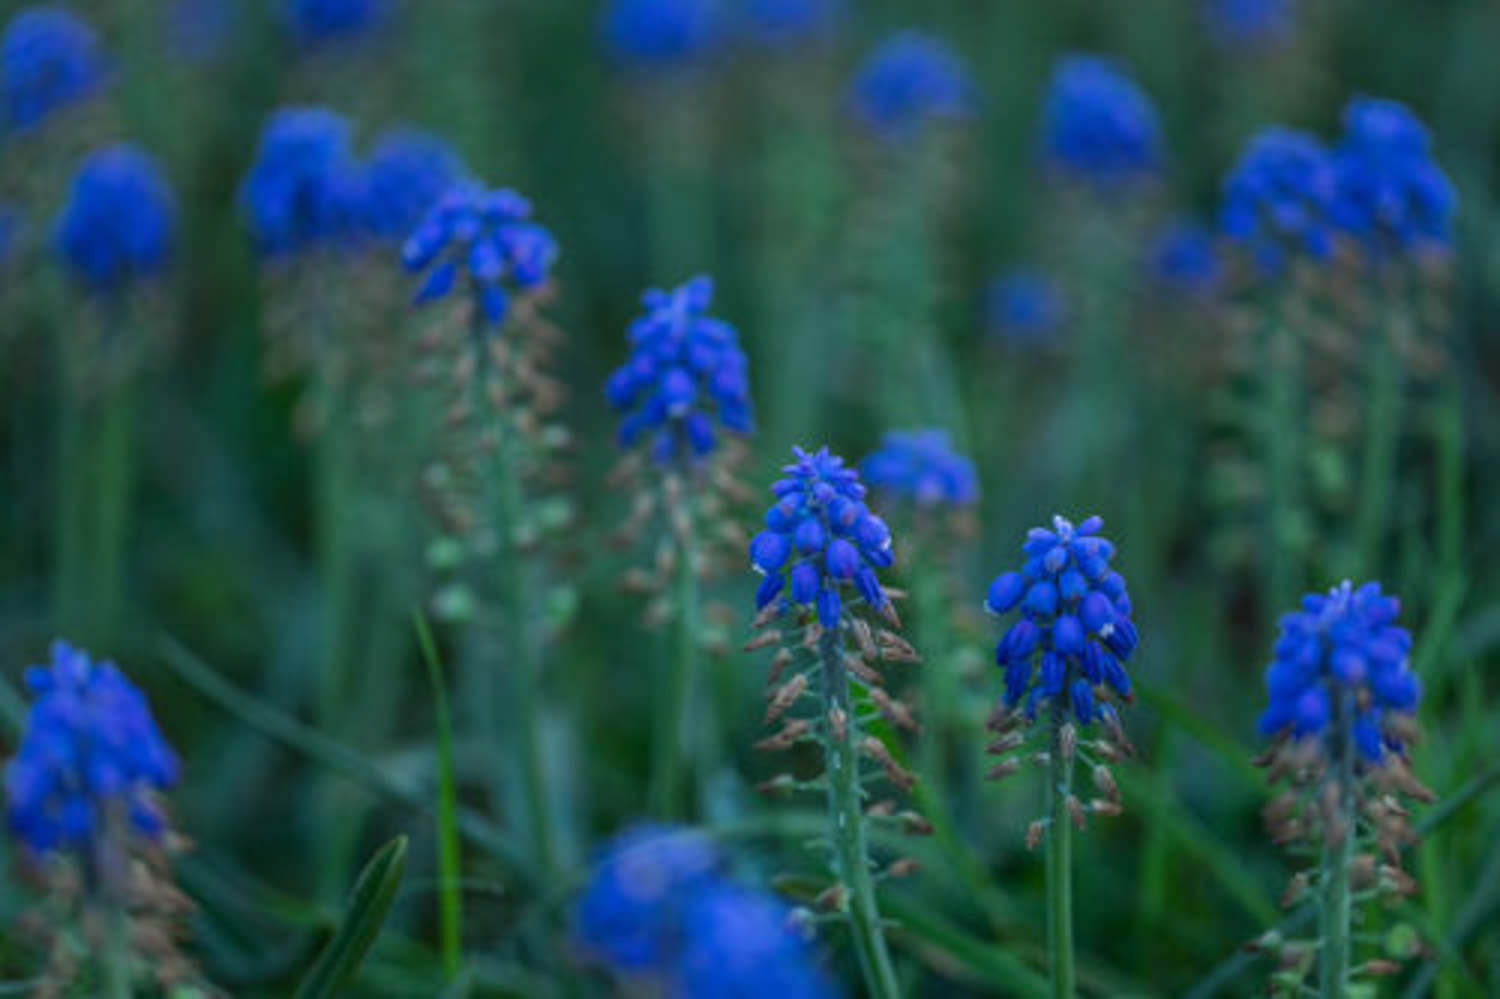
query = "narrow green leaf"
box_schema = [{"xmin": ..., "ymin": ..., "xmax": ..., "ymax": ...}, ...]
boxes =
[
  {"xmin": 294, "ymin": 836, "xmax": 409, "ymax": 999},
  {"xmin": 413, "ymin": 608, "xmax": 463, "ymax": 980}
]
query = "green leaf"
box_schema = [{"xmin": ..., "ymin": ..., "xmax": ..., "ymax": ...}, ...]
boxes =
[
  {"xmin": 294, "ymin": 836, "xmax": 409, "ymax": 999},
  {"xmin": 413, "ymin": 608, "xmax": 463, "ymax": 980}
]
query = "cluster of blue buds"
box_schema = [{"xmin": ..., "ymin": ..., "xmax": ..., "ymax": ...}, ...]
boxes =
[
  {"xmin": 1257, "ymin": 581, "xmax": 1419, "ymax": 761},
  {"xmin": 987, "ymin": 270, "xmax": 1065, "ymax": 344},
  {"xmin": 1330, "ymin": 96, "xmax": 1455, "ymax": 256},
  {"xmin": 1, "ymin": 6, "xmax": 105, "ymax": 131},
  {"xmin": 749, "ymin": 447, "xmax": 894, "ymax": 630},
  {"xmin": 53, "ymin": 143, "xmax": 175, "ymax": 294},
  {"xmin": 848, "ymin": 31, "xmax": 972, "ymax": 139},
  {"xmin": 353, "ymin": 127, "xmax": 464, "ymax": 243},
  {"xmin": 1204, "ymin": 0, "xmax": 1295, "ymax": 48},
  {"xmin": 600, "ymin": 0, "xmax": 723, "ymax": 69},
  {"xmin": 1149, "ymin": 221, "xmax": 1223, "ymax": 297},
  {"xmin": 860, "ymin": 429, "xmax": 978, "ymax": 509},
  {"xmin": 4, "ymin": 642, "xmax": 179, "ymax": 856},
  {"xmin": 284, "ymin": 0, "xmax": 384, "ymax": 45},
  {"xmin": 1041, "ymin": 55, "xmax": 1160, "ymax": 188},
  {"xmin": 605, "ymin": 275, "xmax": 752, "ymax": 462},
  {"xmin": 573, "ymin": 824, "xmax": 831, "ymax": 997},
  {"xmin": 402, "ymin": 184, "xmax": 558, "ymax": 327},
  {"xmin": 1219, "ymin": 128, "xmax": 1338, "ymax": 274},
  {"xmin": 986, "ymin": 515, "xmax": 1138, "ymax": 726}
]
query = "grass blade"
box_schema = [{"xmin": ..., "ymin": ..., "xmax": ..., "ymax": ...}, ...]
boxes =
[
  {"xmin": 294, "ymin": 836, "xmax": 409, "ymax": 999},
  {"xmin": 413, "ymin": 608, "xmax": 463, "ymax": 980}
]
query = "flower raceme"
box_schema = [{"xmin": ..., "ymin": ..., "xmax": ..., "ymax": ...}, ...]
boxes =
[
  {"xmin": 1041, "ymin": 55, "xmax": 1161, "ymax": 189},
  {"xmin": 1, "ymin": 6, "xmax": 106, "ymax": 131},
  {"xmin": 1330, "ymin": 96, "xmax": 1455, "ymax": 257},
  {"xmin": 402, "ymin": 184, "xmax": 558, "ymax": 327},
  {"xmin": 860, "ymin": 428, "xmax": 978, "ymax": 509},
  {"xmin": 1257, "ymin": 580, "xmax": 1419, "ymax": 761},
  {"xmin": 749, "ymin": 447, "xmax": 895, "ymax": 631},
  {"xmin": 848, "ymin": 31, "xmax": 972, "ymax": 139},
  {"xmin": 239, "ymin": 107, "xmax": 359, "ymax": 257},
  {"xmin": 985, "ymin": 515, "xmax": 1137, "ymax": 727},
  {"xmin": 4, "ymin": 641, "xmax": 178, "ymax": 857},
  {"xmin": 1220, "ymin": 127, "xmax": 1339, "ymax": 274},
  {"xmin": 53, "ymin": 143, "xmax": 175, "ymax": 293},
  {"xmin": 605, "ymin": 275, "xmax": 752, "ymax": 462}
]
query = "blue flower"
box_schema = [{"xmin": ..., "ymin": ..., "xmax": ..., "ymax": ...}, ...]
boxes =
[
  {"xmin": 239, "ymin": 107, "xmax": 359, "ymax": 257},
  {"xmin": 2, "ymin": 7, "xmax": 106, "ymax": 130},
  {"xmin": 401, "ymin": 183, "xmax": 558, "ymax": 327},
  {"xmin": 675, "ymin": 883, "xmax": 834, "ymax": 998},
  {"xmin": 53, "ymin": 143, "xmax": 174, "ymax": 293},
  {"xmin": 573, "ymin": 824, "xmax": 723, "ymax": 972},
  {"xmin": 1041, "ymin": 54, "xmax": 1160, "ymax": 188},
  {"xmin": 986, "ymin": 270, "xmax": 1065, "ymax": 344},
  {"xmin": 749, "ymin": 447, "xmax": 894, "ymax": 629},
  {"xmin": 1257, "ymin": 581, "xmax": 1419, "ymax": 761},
  {"xmin": 985, "ymin": 515, "xmax": 1137, "ymax": 725},
  {"xmin": 848, "ymin": 32, "xmax": 972, "ymax": 138},
  {"xmin": 742, "ymin": 0, "xmax": 840, "ymax": 47},
  {"xmin": 284, "ymin": 0, "xmax": 383, "ymax": 45},
  {"xmin": 1204, "ymin": 0, "xmax": 1294, "ymax": 48},
  {"xmin": 359, "ymin": 128, "xmax": 465, "ymax": 243},
  {"xmin": 1149, "ymin": 221, "xmax": 1222, "ymax": 297},
  {"xmin": 4, "ymin": 641, "xmax": 179, "ymax": 856},
  {"xmin": 860, "ymin": 429, "xmax": 978, "ymax": 508},
  {"xmin": 1329, "ymin": 96, "xmax": 1455, "ymax": 256},
  {"xmin": 600, "ymin": 0, "xmax": 723, "ymax": 69},
  {"xmin": 605, "ymin": 275, "xmax": 753, "ymax": 462},
  {"xmin": 1219, "ymin": 127, "xmax": 1339, "ymax": 274}
]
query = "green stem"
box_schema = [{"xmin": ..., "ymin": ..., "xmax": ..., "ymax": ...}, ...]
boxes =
[
  {"xmin": 413, "ymin": 610, "xmax": 463, "ymax": 980},
  {"xmin": 1263, "ymin": 300, "xmax": 1303, "ymax": 617},
  {"xmin": 651, "ymin": 485, "xmax": 702, "ymax": 818},
  {"xmin": 913, "ymin": 545, "xmax": 954, "ymax": 806},
  {"xmin": 1352, "ymin": 293, "xmax": 1402, "ymax": 574},
  {"xmin": 1318, "ymin": 691, "xmax": 1355, "ymax": 999},
  {"xmin": 103, "ymin": 901, "xmax": 133, "ymax": 999},
  {"xmin": 91, "ymin": 377, "xmax": 136, "ymax": 647},
  {"xmin": 818, "ymin": 628, "xmax": 900, "ymax": 999},
  {"xmin": 1046, "ymin": 700, "xmax": 1076, "ymax": 999}
]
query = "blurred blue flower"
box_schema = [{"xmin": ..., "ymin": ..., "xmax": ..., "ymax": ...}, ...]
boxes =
[
  {"xmin": 285, "ymin": 0, "xmax": 384, "ymax": 45},
  {"xmin": 53, "ymin": 143, "xmax": 174, "ymax": 293},
  {"xmin": 1205, "ymin": 0, "xmax": 1294, "ymax": 48},
  {"xmin": 573, "ymin": 824, "xmax": 723, "ymax": 971},
  {"xmin": 1041, "ymin": 54, "xmax": 1160, "ymax": 188},
  {"xmin": 601, "ymin": 0, "xmax": 723, "ymax": 69},
  {"xmin": 4, "ymin": 641, "xmax": 179, "ymax": 856},
  {"xmin": 1219, "ymin": 127, "xmax": 1338, "ymax": 274},
  {"xmin": 605, "ymin": 274, "xmax": 753, "ymax": 462},
  {"xmin": 1330, "ymin": 96, "xmax": 1454, "ymax": 256},
  {"xmin": 741, "ymin": 0, "xmax": 840, "ymax": 46},
  {"xmin": 2, "ymin": 6, "xmax": 106, "ymax": 131},
  {"xmin": 986, "ymin": 270, "xmax": 1065, "ymax": 344},
  {"xmin": 675, "ymin": 883, "xmax": 834, "ymax": 998},
  {"xmin": 1257, "ymin": 581, "xmax": 1419, "ymax": 761},
  {"xmin": 848, "ymin": 31, "xmax": 972, "ymax": 138},
  {"xmin": 402, "ymin": 183, "xmax": 558, "ymax": 327},
  {"xmin": 359, "ymin": 128, "xmax": 464, "ymax": 243},
  {"xmin": 860, "ymin": 428, "xmax": 977, "ymax": 508},
  {"xmin": 985, "ymin": 515, "xmax": 1137, "ymax": 726},
  {"xmin": 239, "ymin": 107, "xmax": 359, "ymax": 256},
  {"xmin": 1149, "ymin": 221, "xmax": 1222, "ymax": 297},
  {"xmin": 749, "ymin": 446, "xmax": 894, "ymax": 629}
]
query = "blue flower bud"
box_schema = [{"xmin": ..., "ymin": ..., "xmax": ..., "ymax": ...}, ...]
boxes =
[
  {"xmin": 789, "ymin": 563, "xmax": 820, "ymax": 604},
  {"xmin": 825, "ymin": 538, "xmax": 859, "ymax": 581},
  {"xmin": 1023, "ymin": 581, "xmax": 1059, "ymax": 618},
  {"xmin": 1053, "ymin": 614, "xmax": 1085, "ymax": 654},
  {"xmin": 1079, "ymin": 591, "xmax": 1115, "ymax": 634},
  {"xmin": 749, "ymin": 531, "xmax": 790, "ymax": 574},
  {"xmin": 1070, "ymin": 679, "xmax": 1095, "ymax": 724},
  {"xmin": 793, "ymin": 517, "xmax": 825, "ymax": 554},
  {"xmin": 816, "ymin": 587, "xmax": 841, "ymax": 630},
  {"xmin": 986, "ymin": 572, "xmax": 1025, "ymax": 614}
]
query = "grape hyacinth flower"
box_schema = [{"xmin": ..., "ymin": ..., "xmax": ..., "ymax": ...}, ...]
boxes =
[
  {"xmin": 53, "ymin": 143, "xmax": 175, "ymax": 294},
  {"xmin": 606, "ymin": 274, "xmax": 752, "ymax": 462},
  {"xmin": 358, "ymin": 128, "xmax": 464, "ymax": 243},
  {"xmin": 1205, "ymin": 0, "xmax": 1295, "ymax": 48},
  {"xmin": 986, "ymin": 270, "xmax": 1065, "ymax": 345},
  {"xmin": 402, "ymin": 184, "xmax": 558, "ymax": 327},
  {"xmin": 239, "ymin": 107, "xmax": 359, "ymax": 257},
  {"xmin": 1149, "ymin": 221, "xmax": 1222, "ymax": 298},
  {"xmin": 860, "ymin": 428, "xmax": 977, "ymax": 510},
  {"xmin": 1254, "ymin": 581, "xmax": 1431, "ymax": 996},
  {"xmin": 1041, "ymin": 54, "xmax": 1160, "ymax": 189},
  {"xmin": 983, "ymin": 515, "xmax": 1137, "ymax": 996},
  {"xmin": 600, "ymin": 0, "xmax": 723, "ymax": 69},
  {"xmin": 1219, "ymin": 127, "xmax": 1338, "ymax": 275},
  {"xmin": 746, "ymin": 446, "xmax": 921, "ymax": 999},
  {"xmin": 1330, "ymin": 96, "xmax": 1455, "ymax": 258},
  {"xmin": 848, "ymin": 31, "xmax": 972, "ymax": 139},
  {"xmin": 284, "ymin": 0, "xmax": 384, "ymax": 45},
  {"xmin": 574, "ymin": 824, "xmax": 833, "ymax": 996},
  {"xmin": 2, "ymin": 7, "xmax": 106, "ymax": 131}
]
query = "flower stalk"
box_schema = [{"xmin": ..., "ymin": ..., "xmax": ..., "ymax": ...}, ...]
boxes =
[
  {"xmin": 1046, "ymin": 697, "xmax": 1077, "ymax": 999},
  {"xmin": 1318, "ymin": 691, "xmax": 1355, "ymax": 998}
]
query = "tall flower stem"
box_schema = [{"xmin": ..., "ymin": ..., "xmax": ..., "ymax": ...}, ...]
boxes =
[
  {"xmin": 1352, "ymin": 278, "xmax": 1403, "ymax": 574},
  {"xmin": 1262, "ymin": 297, "xmax": 1303, "ymax": 617},
  {"xmin": 1046, "ymin": 697, "xmax": 1076, "ymax": 999},
  {"xmin": 102, "ymin": 901, "xmax": 133, "ymax": 999},
  {"xmin": 818, "ymin": 628, "xmax": 900, "ymax": 999},
  {"xmin": 1318, "ymin": 692, "xmax": 1355, "ymax": 998},
  {"xmin": 651, "ymin": 483, "xmax": 702, "ymax": 818}
]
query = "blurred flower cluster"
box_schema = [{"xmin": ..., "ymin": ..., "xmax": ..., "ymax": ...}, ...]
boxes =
[{"xmin": 1, "ymin": 7, "xmax": 105, "ymax": 131}]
